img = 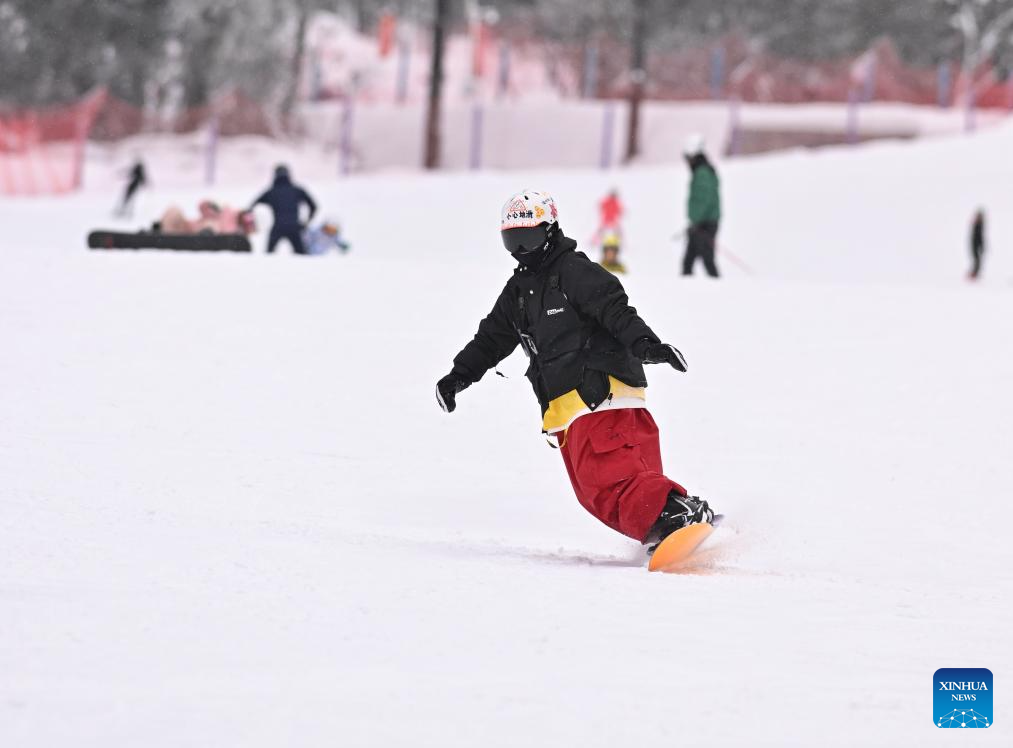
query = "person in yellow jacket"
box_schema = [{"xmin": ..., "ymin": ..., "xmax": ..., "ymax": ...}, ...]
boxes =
[{"xmin": 600, "ymin": 231, "xmax": 627, "ymax": 275}]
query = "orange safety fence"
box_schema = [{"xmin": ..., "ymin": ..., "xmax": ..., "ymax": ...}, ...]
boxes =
[
  {"xmin": 0, "ymin": 89, "xmax": 106, "ymax": 196},
  {"xmin": 576, "ymin": 35, "xmax": 1012, "ymax": 108},
  {"xmin": 4, "ymin": 32, "xmax": 1012, "ymax": 195},
  {"xmin": 0, "ymin": 88, "xmax": 275, "ymax": 195}
]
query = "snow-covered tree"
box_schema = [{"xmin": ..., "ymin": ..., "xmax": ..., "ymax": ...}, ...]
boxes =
[{"xmin": 948, "ymin": 0, "xmax": 1013, "ymax": 93}]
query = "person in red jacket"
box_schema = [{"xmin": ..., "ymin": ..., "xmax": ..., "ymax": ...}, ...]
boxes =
[{"xmin": 599, "ymin": 188, "xmax": 623, "ymax": 231}]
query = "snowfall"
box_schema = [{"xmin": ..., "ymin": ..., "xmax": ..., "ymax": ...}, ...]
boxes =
[{"xmin": 3, "ymin": 120, "xmax": 1012, "ymax": 747}]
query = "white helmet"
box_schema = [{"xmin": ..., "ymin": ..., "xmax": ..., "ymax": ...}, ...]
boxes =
[
  {"xmin": 500, "ymin": 189, "xmax": 558, "ymax": 231},
  {"xmin": 683, "ymin": 133, "xmax": 705, "ymax": 157}
]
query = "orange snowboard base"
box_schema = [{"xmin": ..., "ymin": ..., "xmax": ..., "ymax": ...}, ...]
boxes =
[{"xmin": 647, "ymin": 522, "xmax": 716, "ymax": 572}]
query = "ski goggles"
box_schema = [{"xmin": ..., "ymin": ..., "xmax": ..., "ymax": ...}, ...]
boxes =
[{"xmin": 502, "ymin": 223, "xmax": 549, "ymax": 255}]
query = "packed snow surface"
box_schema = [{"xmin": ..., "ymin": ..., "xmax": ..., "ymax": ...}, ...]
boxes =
[{"xmin": 2, "ymin": 124, "xmax": 1012, "ymax": 746}]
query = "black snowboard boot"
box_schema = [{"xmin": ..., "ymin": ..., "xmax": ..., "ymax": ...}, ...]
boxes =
[{"xmin": 643, "ymin": 490, "xmax": 715, "ymax": 552}]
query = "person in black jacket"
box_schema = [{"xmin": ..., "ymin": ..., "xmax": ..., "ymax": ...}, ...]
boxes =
[
  {"xmin": 436, "ymin": 190, "xmax": 716, "ymax": 550},
  {"xmin": 969, "ymin": 209, "xmax": 986, "ymax": 280},
  {"xmin": 116, "ymin": 159, "xmax": 147, "ymax": 218},
  {"xmin": 249, "ymin": 165, "xmax": 317, "ymax": 254}
]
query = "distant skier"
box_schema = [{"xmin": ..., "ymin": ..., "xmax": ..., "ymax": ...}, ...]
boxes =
[
  {"xmin": 116, "ymin": 159, "xmax": 147, "ymax": 218},
  {"xmin": 969, "ymin": 209, "xmax": 986, "ymax": 280},
  {"xmin": 596, "ymin": 188, "xmax": 624, "ymax": 240},
  {"xmin": 249, "ymin": 165, "xmax": 317, "ymax": 254},
  {"xmin": 682, "ymin": 134, "xmax": 720, "ymax": 278},
  {"xmin": 435, "ymin": 190, "xmax": 715, "ymax": 551}
]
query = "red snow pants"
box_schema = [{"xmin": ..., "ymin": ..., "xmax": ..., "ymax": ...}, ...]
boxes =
[{"xmin": 557, "ymin": 408, "xmax": 686, "ymax": 542}]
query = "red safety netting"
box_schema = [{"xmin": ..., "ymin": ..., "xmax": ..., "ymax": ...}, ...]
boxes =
[
  {"xmin": 0, "ymin": 89, "xmax": 106, "ymax": 196},
  {"xmin": 0, "ymin": 88, "xmax": 275, "ymax": 195},
  {"xmin": 585, "ymin": 35, "xmax": 1013, "ymax": 109}
]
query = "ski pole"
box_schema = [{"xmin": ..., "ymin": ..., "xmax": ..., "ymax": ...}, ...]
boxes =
[
  {"xmin": 672, "ymin": 230, "xmax": 756, "ymax": 276},
  {"xmin": 716, "ymin": 243, "xmax": 755, "ymax": 276}
]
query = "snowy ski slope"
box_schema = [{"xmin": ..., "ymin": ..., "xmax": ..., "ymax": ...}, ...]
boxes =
[{"xmin": 2, "ymin": 125, "xmax": 1012, "ymax": 746}]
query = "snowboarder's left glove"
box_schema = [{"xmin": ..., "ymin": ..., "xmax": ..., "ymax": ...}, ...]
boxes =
[
  {"xmin": 436, "ymin": 373, "xmax": 471, "ymax": 413},
  {"xmin": 634, "ymin": 339, "xmax": 688, "ymax": 372}
]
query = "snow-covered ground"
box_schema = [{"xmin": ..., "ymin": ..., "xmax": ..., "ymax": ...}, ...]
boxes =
[{"xmin": 2, "ymin": 121, "xmax": 1012, "ymax": 746}]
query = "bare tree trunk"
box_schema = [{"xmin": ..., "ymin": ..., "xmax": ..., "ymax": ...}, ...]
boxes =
[
  {"xmin": 352, "ymin": 0, "xmax": 371, "ymax": 33},
  {"xmin": 424, "ymin": 0, "xmax": 449, "ymax": 170},
  {"xmin": 624, "ymin": 0, "xmax": 648, "ymax": 164},
  {"xmin": 282, "ymin": 2, "xmax": 310, "ymax": 130}
]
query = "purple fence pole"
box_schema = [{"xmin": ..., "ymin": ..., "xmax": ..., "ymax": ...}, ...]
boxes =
[
  {"xmin": 965, "ymin": 86, "xmax": 977, "ymax": 134},
  {"xmin": 339, "ymin": 94, "xmax": 355, "ymax": 176},
  {"xmin": 938, "ymin": 62, "xmax": 952, "ymax": 108},
  {"xmin": 862, "ymin": 58, "xmax": 878, "ymax": 103},
  {"xmin": 726, "ymin": 96, "xmax": 741, "ymax": 156},
  {"xmin": 309, "ymin": 50, "xmax": 323, "ymax": 102},
  {"xmin": 846, "ymin": 89, "xmax": 860, "ymax": 145},
  {"xmin": 396, "ymin": 37, "xmax": 411, "ymax": 104},
  {"xmin": 205, "ymin": 114, "xmax": 219, "ymax": 186},
  {"xmin": 710, "ymin": 46, "xmax": 725, "ymax": 100},
  {"xmin": 469, "ymin": 101, "xmax": 484, "ymax": 170},
  {"xmin": 599, "ymin": 103, "xmax": 615, "ymax": 169},
  {"xmin": 497, "ymin": 41, "xmax": 511, "ymax": 98},
  {"xmin": 583, "ymin": 42, "xmax": 599, "ymax": 100}
]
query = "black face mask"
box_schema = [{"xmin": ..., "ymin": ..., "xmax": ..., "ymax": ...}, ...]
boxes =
[{"xmin": 502, "ymin": 223, "xmax": 552, "ymax": 262}]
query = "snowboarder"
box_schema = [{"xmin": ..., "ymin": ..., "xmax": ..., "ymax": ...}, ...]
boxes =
[
  {"xmin": 682, "ymin": 134, "xmax": 720, "ymax": 278},
  {"xmin": 599, "ymin": 231, "xmax": 627, "ymax": 275},
  {"xmin": 590, "ymin": 189, "xmax": 624, "ymax": 249},
  {"xmin": 435, "ymin": 190, "xmax": 715, "ymax": 551},
  {"xmin": 969, "ymin": 209, "xmax": 986, "ymax": 280},
  {"xmin": 249, "ymin": 165, "xmax": 317, "ymax": 254},
  {"xmin": 116, "ymin": 159, "xmax": 147, "ymax": 218}
]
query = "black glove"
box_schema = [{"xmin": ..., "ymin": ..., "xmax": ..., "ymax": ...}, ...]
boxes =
[
  {"xmin": 436, "ymin": 373, "xmax": 471, "ymax": 413},
  {"xmin": 633, "ymin": 338, "xmax": 688, "ymax": 372}
]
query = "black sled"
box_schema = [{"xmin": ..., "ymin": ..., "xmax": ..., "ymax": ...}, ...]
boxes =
[{"xmin": 87, "ymin": 230, "xmax": 252, "ymax": 253}]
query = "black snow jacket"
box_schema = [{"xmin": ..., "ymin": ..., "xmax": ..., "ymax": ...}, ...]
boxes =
[
  {"xmin": 252, "ymin": 174, "xmax": 317, "ymax": 228},
  {"xmin": 451, "ymin": 231, "xmax": 660, "ymax": 415},
  {"xmin": 127, "ymin": 162, "xmax": 146, "ymax": 188},
  {"xmin": 972, "ymin": 215, "xmax": 985, "ymax": 253}
]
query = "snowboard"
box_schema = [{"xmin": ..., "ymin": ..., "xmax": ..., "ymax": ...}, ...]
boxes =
[
  {"xmin": 88, "ymin": 231, "xmax": 252, "ymax": 252},
  {"xmin": 648, "ymin": 521, "xmax": 718, "ymax": 573}
]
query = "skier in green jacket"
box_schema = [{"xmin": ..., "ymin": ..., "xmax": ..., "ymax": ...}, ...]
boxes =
[{"xmin": 682, "ymin": 134, "xmax": 721, "ymax": 277}]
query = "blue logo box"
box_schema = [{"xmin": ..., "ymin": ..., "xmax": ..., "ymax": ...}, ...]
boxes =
[{"xmin": 934, "ymin": 668, "xmax": 992, "ymax": 728}]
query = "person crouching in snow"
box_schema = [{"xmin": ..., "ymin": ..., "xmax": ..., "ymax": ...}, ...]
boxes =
[
  {"xmin": 303, "ymin": 220, "xmax": 350, "ymax": 255},
  {"xmin": 435, "ymin": 190, "xmax": 715, "ymax": 550},
  {"xmin": 249, "ymin": 165, "xmax": 317, "ymax": 254}
]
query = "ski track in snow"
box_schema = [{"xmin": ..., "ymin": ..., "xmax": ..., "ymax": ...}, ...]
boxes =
[{"xmin": 3, "ymin": 127, "xmax": 1013, "ymax": 746}]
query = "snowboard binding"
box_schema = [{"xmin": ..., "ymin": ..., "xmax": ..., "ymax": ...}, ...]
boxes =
[
  {"xmin": 643, "ymin": 491, "xmax": 715, "ymax": 554},
  {"xmin": 644, "ymin": 490, "xmax": 722, "ymax": 573}
]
